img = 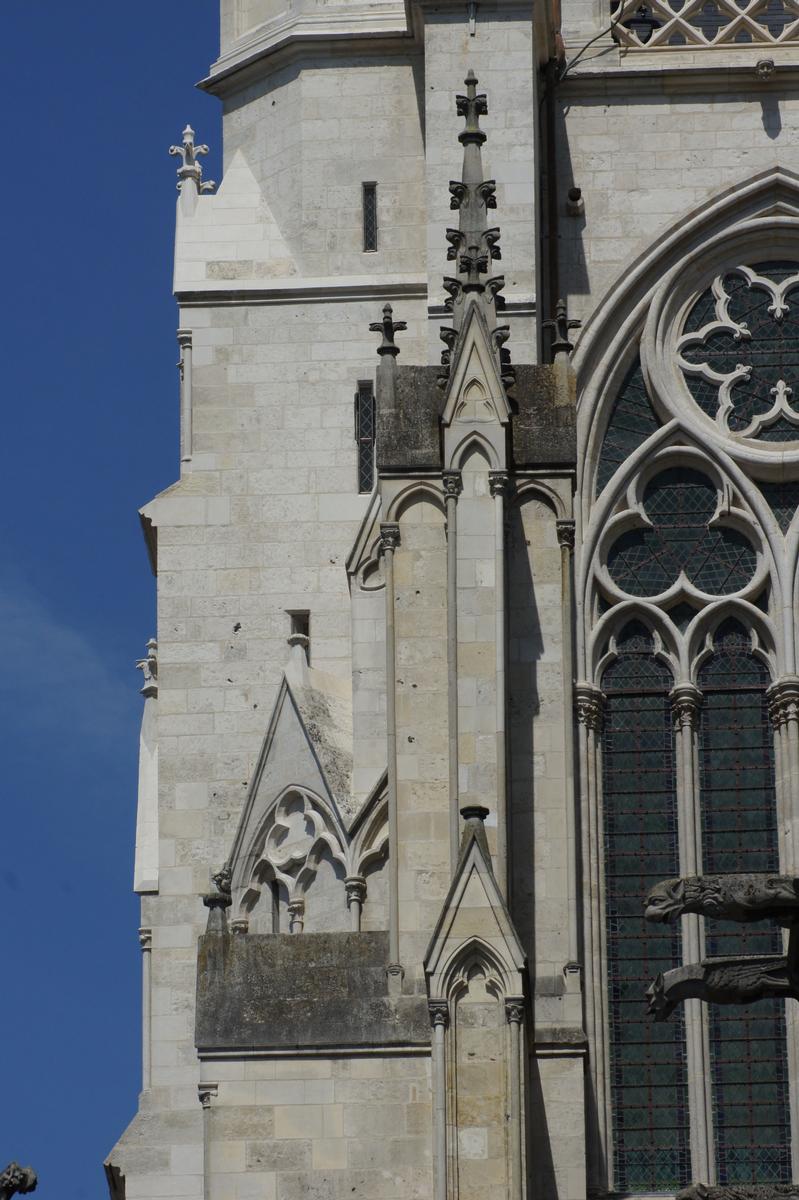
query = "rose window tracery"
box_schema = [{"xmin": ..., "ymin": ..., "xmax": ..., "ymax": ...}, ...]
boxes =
[{"xmin": 678, "ymin": 262, "xmax": 799, "ymax": 441}]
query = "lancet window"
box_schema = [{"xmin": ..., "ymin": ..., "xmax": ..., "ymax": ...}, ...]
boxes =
[{"xmin": 581, "ymin": 246, "xmax": 799, "ymax": 1193}]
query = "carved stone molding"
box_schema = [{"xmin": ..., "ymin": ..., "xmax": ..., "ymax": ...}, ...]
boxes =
[
  {"xmin": 556, "ymin": 519, "xmax": 576, "ymax": 550},
  {"xmin": 488, "ymin": 470, "xmax": 510, "ymax": 498},
  {"xmin": 197, "ymin": 1083, "xmax": 218, "ymax": 1110},
  {"xmin": 767, "ymin": 676, "xmax": 799, "ymax": 729},
  {"xmin": 670, "ymin": 683, "xmax": 703, "ymax": 730},
  {"xmin": 379, "ymin": 522, "xmax": 401, "ymax": 553},
  {"xmin": 575, "ymin": 683, "xmax": 604, "ymax": 732},
  {"xmin": 428, "ymin": 999, "xmax": 450, "ymax": 1029},
  {"xmin": 442, "ymin": 470, "xmax": 463, "ymax": 500}
]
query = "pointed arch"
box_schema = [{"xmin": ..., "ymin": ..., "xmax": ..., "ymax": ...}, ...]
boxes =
[
  {"xmin": 448, "ymin": 428, "xmax": 500, "ymax": 472},
  {"xmin": 385, "ymin": 480, "xmax": 446, "ymax": 523}
]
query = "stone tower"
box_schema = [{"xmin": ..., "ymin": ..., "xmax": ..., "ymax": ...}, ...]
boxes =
[{"xmin": 107, "ymin": 1, "xmax": 799, "ymax": 1197}]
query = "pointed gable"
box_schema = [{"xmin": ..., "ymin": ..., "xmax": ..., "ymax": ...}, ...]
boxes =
[
  {"xmin": 424, "ymin": 817, "xmax": 526, "ymax": 1000},
  {"xmin": 441, "ymin": 303, "xmax": 511, "ymax": 429}
]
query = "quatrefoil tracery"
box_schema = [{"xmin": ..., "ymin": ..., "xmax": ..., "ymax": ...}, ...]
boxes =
[{"xmin": 677, "ymin": 262, "xmax": 799, "ymax": 441}]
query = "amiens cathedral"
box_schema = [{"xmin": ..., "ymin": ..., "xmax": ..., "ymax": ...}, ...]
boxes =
[{"xmin": 105, "ymin": 0, "xmax": 799, "ymax": 1197}]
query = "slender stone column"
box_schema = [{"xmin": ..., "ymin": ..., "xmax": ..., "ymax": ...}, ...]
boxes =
[
  {"xmin": 768, "ymin": 677, "xmax": 799, "ymax": 869},
  {"xmin": 505, "ymin": 998, "xmax": 525, "ymax": 1200},
  {"xmin": 557, "ymin": 519, "xmax": 580, "ymax": 978},
  {"xmin": 490, "ymin": 471, "xmax": 510, "ymax": 898},
  {"xmin": 576, "ymin": 683, "xmax": 608, "ymax": 1189},
  {"xmin": 670, "ymin": 684, "xmax": 712, "ymax": 1184},
  {"xmin": 767, "ymin": 677, "xmax": 799, "ymax": 1176},
  {"xmin": 138, "ymin": 927, "xmax": 152, "ymax": 1091},
  {"xmin": 345, "ymin": 876, "xmax": 367, "ymax": 932},
  {"xmin": 429, "ymin": 1000, "xmax": 449, "ymax": 1200},
  {"xmin": 198, "ymin": 1082, "xmax": 218, "ymax": 1200},
  {"xmin": 443, "ymin": 471, "xmax": 462, "ymax": 875},
  {"xmin": 177, "ymin": 328, "xmax": 193, "ymax": 463},
  {"xmin": 381, "ymin": 522, "xmax": 403, "ymax": 977}
]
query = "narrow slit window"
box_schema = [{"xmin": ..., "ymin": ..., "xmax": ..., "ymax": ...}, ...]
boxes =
[
  {"xmin": 362, "ymin": 182, "xmax": 378, "ymax": 252},
  {"xmin": 355, "ymin": 379, "xmax": 376, "ymax": 493}
]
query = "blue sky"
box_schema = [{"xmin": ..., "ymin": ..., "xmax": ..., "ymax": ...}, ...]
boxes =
[{"xmin": 3, "ymin": 4, "xmax": 219, "ymax": 1195}]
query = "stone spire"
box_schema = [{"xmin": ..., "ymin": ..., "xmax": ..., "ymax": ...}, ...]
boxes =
[
  {"xmin": 440, "ymin": 72, "xmax": 512, "ymax": 389},
  {"xmin": 169, "ymin": 125, "xmax": 215, "ymax": 213}
]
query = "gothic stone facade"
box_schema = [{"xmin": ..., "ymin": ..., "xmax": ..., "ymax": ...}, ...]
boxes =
[{"xmin": 107, "ymin": 1, "xmax": 799, "ymax": 1197}]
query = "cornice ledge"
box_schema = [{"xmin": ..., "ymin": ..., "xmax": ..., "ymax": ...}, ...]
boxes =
[
  {"xmin": 560, "ymin": 60, "xmax": 799, "ymax": 96},
  {"xmin": 200, "ymin": 4, "xmax": 414, "ymax": 94},
  {"xmin": 176, "ymin": 275, "xmax": 427, "ymax": 307}
]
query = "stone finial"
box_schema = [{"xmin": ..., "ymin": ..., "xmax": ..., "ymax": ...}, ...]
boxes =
[
  {"xmin": 456, "ymin": 70, "xmax": 488, "ymax": 146},
  {"xmin": 169, "ymin": 125, "xmax": 215, "ymax": 194},
  {"xmin": 369, "ymin": 303, "xmax": 407, "ymax": 357},
  {"xmin": 542, "ymin": 298, "xmax": 582, "ymax": 359},
  {"xmin": 0, "ymin": 1164, "xmax": 37, "ymax": 1200},
  {"xmin": 136, "ymin": 637, "xmax": 158, "ymax": 698}
]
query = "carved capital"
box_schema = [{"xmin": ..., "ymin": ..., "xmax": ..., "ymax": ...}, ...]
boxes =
[
  {"xmin": 198, "ymin": 1083, "xmax": 218, "ymax": 1110},
  {"xmin": 379, "ymin": 522, "xmax": 401, "ymax": 554},
  {"xmin": 138, "ymin": 927, "xmax": 152, "ymax": 952},
  {"xmin": 176, "ymin": 328, "xmax": 192, "ymax": 350},
  {"xmin": 768, "ymin": 677, "xmax": 799, "ymax": 729},
  {"xmin": 428, "ymin": 999, "xmax": 450, "ymax": 1029},
  {"xmin": 0, "ymin": 1164, "xmax": 37, "ymax": 1200},
  {"xmin": 575, "ymin": 683, "xmax": 604, "ymax": 732},
  {"xmin": 556, "ymin": 519, "xmax": 575, "ymax": 550},
  {"xmin": 345, "ymin": 876, "xmax": 367, "ymax": 908},
  {"xmin": 488, "ymin": 470, "xmax": 510, "ymax": 498},
  {"xmin": 442, "ymin": 470, "xmax": 463, "ymax": 500},
  {"xmin": 670, "ymin": 684, "xmax": 702, "ymax": 730},
  {"xmin": 231, "ymin": 918, "xmax": 249, "ymax": 936},
  {"xmin": 288, "ymin": 897, "xmax": 305, "ymax": 933},
  {"xmin": 505, "ymin": 998, "xmax": 525, "ymax": 1025}
]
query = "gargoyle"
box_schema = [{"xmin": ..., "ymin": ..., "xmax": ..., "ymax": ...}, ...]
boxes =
[
  {"xmin": 645, "ymin": 874, "xmax": 799, "ymax": 927},
  {"xmin": 646, "ymin": 954, "xmax": 799, "ymax": 1022},
  {"xmin": 677, "ymin": 1185, "xmax": 799, "ymax": 1200}
]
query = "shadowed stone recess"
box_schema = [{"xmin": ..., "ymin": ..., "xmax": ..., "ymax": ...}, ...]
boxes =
[{"xmin": 196, "ymin": 931, "xmax": 430, "ymax": 1050}]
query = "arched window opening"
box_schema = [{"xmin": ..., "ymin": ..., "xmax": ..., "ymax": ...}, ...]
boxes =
[
  {"xmin": 602, "ymin": 621, "xmax": 690, "ymax": 1192},
  {"xmin": 698, "ymin": 619, "xmax": 791, "ymax": 1184}
]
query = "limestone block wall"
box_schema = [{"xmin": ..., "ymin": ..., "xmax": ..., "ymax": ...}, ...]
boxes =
[
  {"xmin": 393, "ymin": 496, "xmax": 451, "ymax": 971},
  {"xmin": 558, "ymin": 82, "xmax": 799, "ymax": 329},
  {"xmin": 203, "ymin": 1055, "xmax": 432, "ymax": 1200},
  {"xmin": 221, "ymin": 59, "xmax": 426, "ymax": 280},
  {"xmin": 508, "ymin": 492, "xmax": 572, "ymax": 1017}
]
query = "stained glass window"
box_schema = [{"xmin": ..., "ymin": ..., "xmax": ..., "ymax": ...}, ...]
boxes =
[
  {"xmin": 758, "ymin": 479, "xmax": 799, "ymax": 532},
  {"xmin": 596, "ymin": 357, "xmax": 660, "ymax": 495},
  {"xmin": 354, "ymin": 379, "xmax": 375, "ymax": 493},
  {"xmin": 602, "ymin": 623, "xmax": 690, "ymax": 1192},
  {"xmin": 362, "ymin": 182, "xmax": 378, "ymax": 252},
  {"xmin": 698, "ymin": 620, "xmax": 791, "ymax": 1184},
  {"xmin": 680, "ymin": 262, "xmax": 799, "ymax": 441},
  {"xmin": 607, "ymin": 468, "xmax": 757, "ymax": 597}
]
